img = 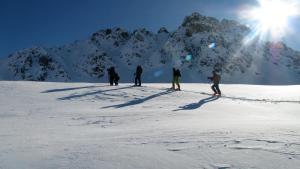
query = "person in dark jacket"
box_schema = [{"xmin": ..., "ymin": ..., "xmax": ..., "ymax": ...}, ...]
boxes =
[
  {"xmin": 134, "ymin": 65, "xmax": 143, "ymax": 86},
  {"xmin": 208, "ymin": 71, "xmax": 221, "ymax": 96},
  {"xmin": 107, "ymin": 67, "xmax": 115, "ymax": 86},
  {"xmin": 172, "ymin": 68, "xmax": 181, "ymax": 91},
  {"xmin": 114, "ymin": 72, "xmax": 120, "ymax": 86}
]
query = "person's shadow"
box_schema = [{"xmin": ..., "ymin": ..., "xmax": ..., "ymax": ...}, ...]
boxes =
[
  {"xmin": 174, "ymin": 96, "xmax": 219, "ymax": 111},
  {"xmin": 58, "ymin": 86, "xmax": 134, "ymax": 100},
  {"xmin": 41, "ymin": 85, "xmax": 107, "ymax": 93},
  {"xmin": 103, "ymin": 90, "xmax": 174, "ymax": 109}
]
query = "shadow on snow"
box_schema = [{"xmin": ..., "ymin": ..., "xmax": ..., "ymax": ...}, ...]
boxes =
[
  {"xmin": 197, "ymin": 92, "xmax": 300, "ymax": 104},
  {"xmin": 103, "ymin": 90, "xmax": 175, "ymax": 109},
  {"xmin": 174, "ymin": 96, "xmax": 220, "ymax": 111},
  {"xmin": 58, "ymin": 86, "xmax": 134, "ymax": 100},
  {"xmin": 41, "ymin": 85, "xmax": 108, "ymax": 93}
]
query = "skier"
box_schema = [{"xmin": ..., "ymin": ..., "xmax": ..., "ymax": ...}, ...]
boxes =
[
  {"xmin": 208, "ymin": 71, "xmax": 221, "ymax": 96},
  {"xmin": 134, "ymin": 65, "xmax": 143, "ymax": 86},
  {"xmin": 107, "ymin": 67, "xmax": 115, "ymax": 86},
  {"xmin": 172, "ymin": 68, "xmax": 181, "ymax": 91}
]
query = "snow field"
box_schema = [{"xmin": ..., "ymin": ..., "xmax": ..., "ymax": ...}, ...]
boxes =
[{"xmin": 0, "ymin": 81, "xmax": 299, "ymax": 169}]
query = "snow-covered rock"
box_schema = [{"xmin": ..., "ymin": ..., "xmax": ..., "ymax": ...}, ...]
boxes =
[{"xmin": 3, "ymin": 47, "xmax": 69, "ymax": 81}]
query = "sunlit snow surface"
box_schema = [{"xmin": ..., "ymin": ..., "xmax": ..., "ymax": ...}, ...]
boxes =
[{"xmin": 0, "ymin": 81, "xmax": 300, "ymax": 169}]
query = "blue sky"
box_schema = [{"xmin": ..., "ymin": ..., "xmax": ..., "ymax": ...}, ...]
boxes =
[{"xmin": 0, "ymin": 0, "xmax": 299, "ymax": 57}]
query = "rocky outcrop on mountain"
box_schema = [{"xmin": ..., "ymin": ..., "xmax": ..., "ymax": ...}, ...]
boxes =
[{"xmin": 5, "ymin": 47, "xmax": 69, "ymax": 81}]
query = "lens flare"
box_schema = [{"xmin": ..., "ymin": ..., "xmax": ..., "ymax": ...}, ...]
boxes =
[
  {"xmin": 240, "ymin": 0, "xmax": 300, "ymax": 42},
  {"xmin": 208, "ymin": 43, "xmax": 216, "ymax": 48},
  {"xmin": 154, "ymin": 70, "xmax": 163, "ymax": 77},
  {"xmin": 185, "ymin": 54, "xmax": 192, "ymax": 61}
]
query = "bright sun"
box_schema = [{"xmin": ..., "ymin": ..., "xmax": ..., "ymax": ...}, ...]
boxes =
[{"xmin": 242, "ymin": 0, "xmax": 299, "ymax": 41}]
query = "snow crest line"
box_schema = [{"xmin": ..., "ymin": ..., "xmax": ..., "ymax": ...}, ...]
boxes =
[
  {"xmin": 205, "ymin": 93, "xmax": 299, "ymax": 104},
  {"xmin": 150, "ymin": 87, "xmax": 300, "ymax": 104},
  {"xmin": 189, "ymin": 91, "xmax": 300, "ymax": 104}
]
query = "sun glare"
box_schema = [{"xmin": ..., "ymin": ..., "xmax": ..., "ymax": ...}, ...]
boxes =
[{"xmin": 241, "ymin": 0, "xmax": 300, "ymax": 42}]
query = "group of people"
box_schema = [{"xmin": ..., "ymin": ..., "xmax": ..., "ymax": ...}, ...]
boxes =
[
  {"xmin": 107, "ymin": 65, "xmax": 221, "ymax": 96},
  {"xmin": 107, "ymin": 65, "xmax": 143, "ymax": 87}
]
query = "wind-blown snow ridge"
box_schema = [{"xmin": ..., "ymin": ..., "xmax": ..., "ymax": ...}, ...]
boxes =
[{"xmin": 0, "ymin": 12, "xmax": 300, "ymax": 84}]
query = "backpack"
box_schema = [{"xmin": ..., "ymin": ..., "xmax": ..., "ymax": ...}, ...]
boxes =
[
  {"xmin": 176, "ymin": 70, "xmax": 181, "ymax": 77},
  {"xmin": 115, "ymin": 73, "xmax": 120, "ymax": 81}
]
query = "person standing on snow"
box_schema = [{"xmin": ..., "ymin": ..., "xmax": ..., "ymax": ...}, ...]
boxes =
[
  {"xmin": 114, "ymin": 72, "xmax": 120, "ymax": 86},
  {"xmin": 107, "ymin": 67, "xmax": 116, "ymax": 86},
  {"xmin": 208, "ymin": 71, "xmax": 221, "ymax": 96},
  {"xmin": 172, "ymin": 68, "xmax": 181, "ymax": 91},
  {"xmin": 134, "ymin": 65, "xmax": 143, "ymax": 86}
]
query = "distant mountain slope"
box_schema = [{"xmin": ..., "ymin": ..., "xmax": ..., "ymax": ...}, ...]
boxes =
[{"xmin": 1, "ymin": 12, "xmax": 300, "ymax": 84}]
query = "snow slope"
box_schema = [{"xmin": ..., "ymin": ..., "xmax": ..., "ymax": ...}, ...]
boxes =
[
  {"xmin": 0, "ymin": 81, "xmax": 300, "ymax": 169},
  {"xmin": 0, "ymin": 13, "xmax": 300, "ymax": 84}
]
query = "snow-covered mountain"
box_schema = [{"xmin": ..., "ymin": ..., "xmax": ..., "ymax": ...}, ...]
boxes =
[{"xmin": 1, "ymin": 12, "xmax": 300, "ymax": 84}]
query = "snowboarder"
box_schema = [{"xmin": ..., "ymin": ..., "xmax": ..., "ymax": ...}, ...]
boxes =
[
  {"xmin": 208, "ymin": 71, "xmax": 221, "ymax": 96},
  {"xmin": 107, "ymin": 67, "xmax": 115, "ymax": 86},
  {"xmin": 172, "ymin": 68, "xmax": 181, "ymax": 91},
  {"xmin": 134, "ymin": 65, "xmax": 143, "ymax": 86}
]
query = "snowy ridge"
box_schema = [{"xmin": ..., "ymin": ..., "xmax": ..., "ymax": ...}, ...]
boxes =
[{"xmin": 0, "ymin": 12, "xmax": 300, "ymax": 84}]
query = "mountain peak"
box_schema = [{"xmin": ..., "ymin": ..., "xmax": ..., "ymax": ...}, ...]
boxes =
[
  {"xmin": 181, "ymin": 12, "xmax": 220, "ymax": 34},
  {"xmin": 158, "ymin": 27, "xmax": 169, "ymax": 34}
]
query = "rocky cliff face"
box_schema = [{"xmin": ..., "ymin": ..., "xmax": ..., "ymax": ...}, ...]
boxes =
[{"xmin": 1, "ymin": 12, "xmax": 300, "ymax": 84}]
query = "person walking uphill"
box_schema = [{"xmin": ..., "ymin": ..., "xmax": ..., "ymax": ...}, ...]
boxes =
[
  {"xmin": 208, "ymin": 71, "xmax": 221, "ymax": 96},
  {"xmin": 172, "ymin": 68, "xmax": 181, "ymax": 91},
  {"xmin": 134, "ymin": 65, "xmax": 143, "ymax": 86}
]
